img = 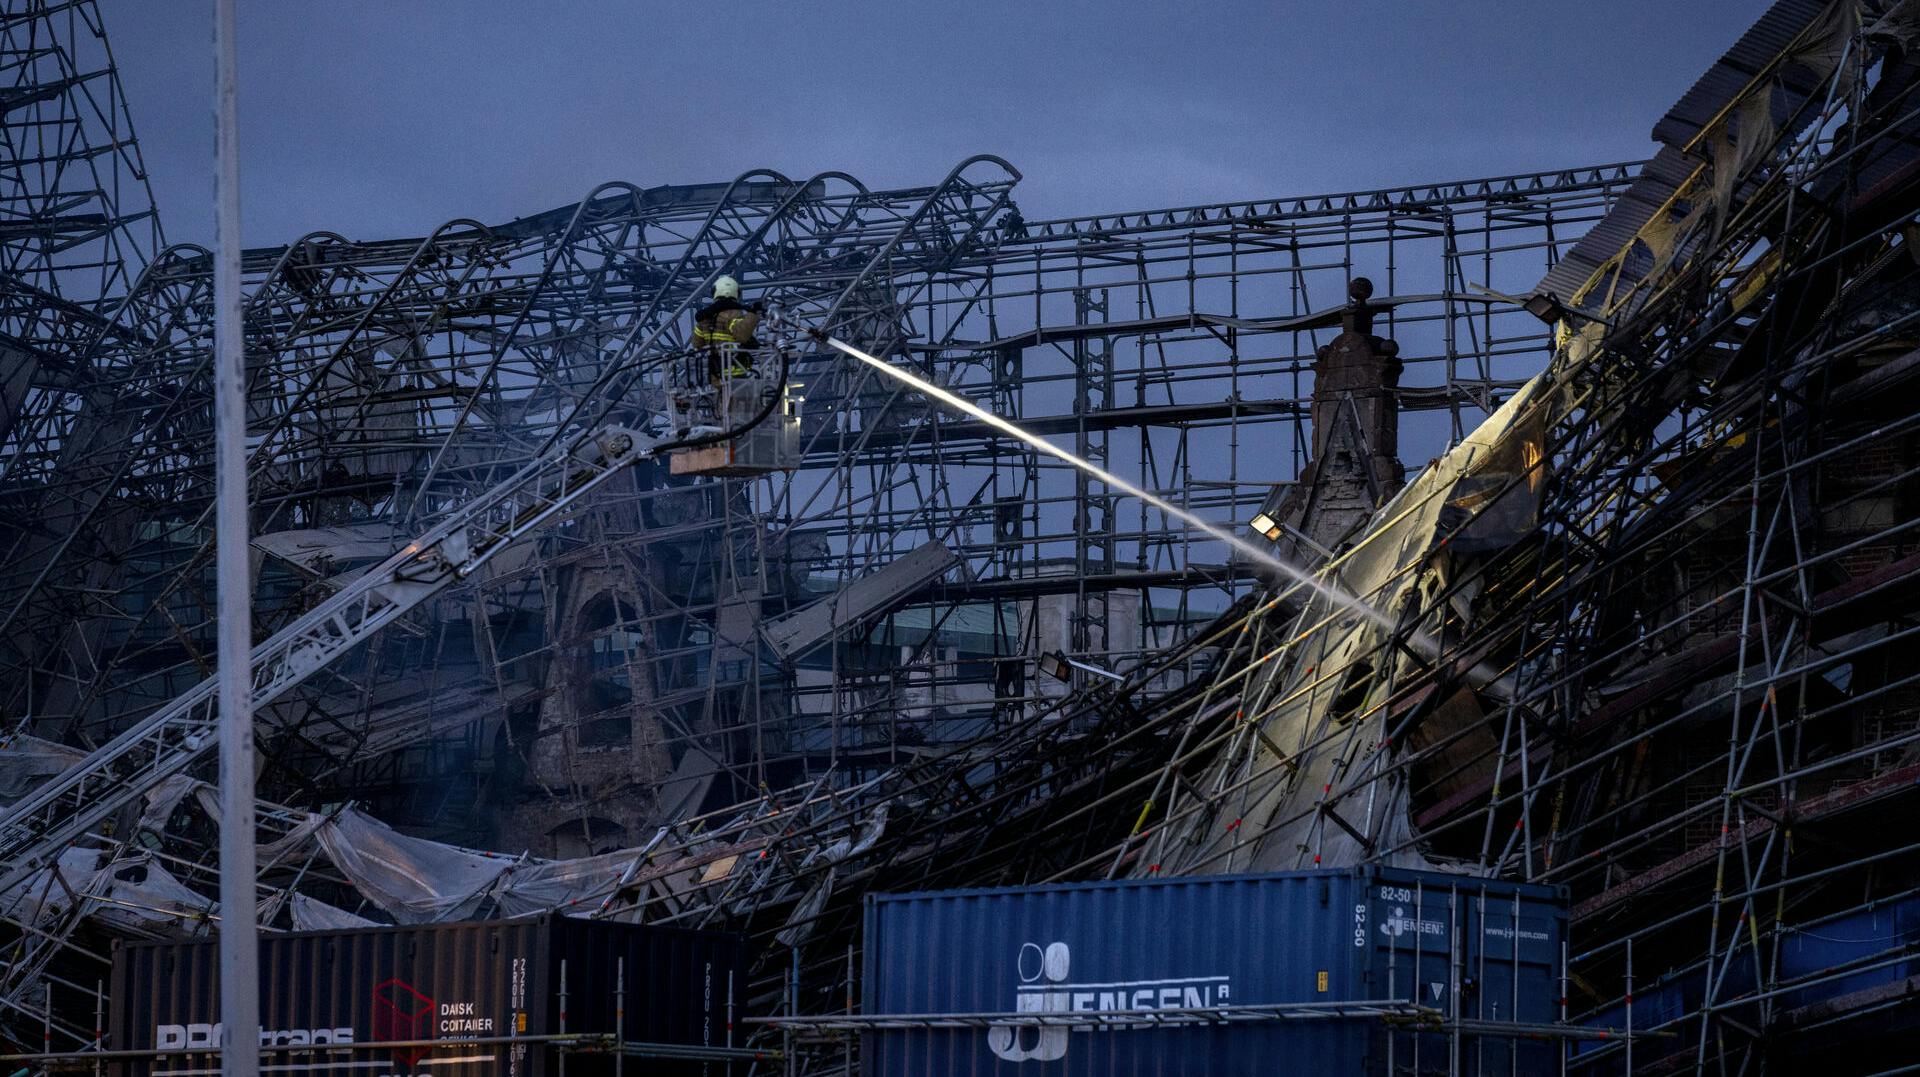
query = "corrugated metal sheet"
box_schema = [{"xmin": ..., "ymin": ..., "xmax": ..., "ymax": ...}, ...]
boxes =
[
  {"xmin": 861, "ymin": 867, "xmax": 1566, "ymax": 1076},
  {"xmin": 1536, "ymin": 146, "xmax": 1696, "ymax": 306},
  {"xmin": 1536, "ymin": 0, "xmax": 1835, "ymax": 305},
  {"xmin": 1776, "ymin": 896, "xmax": 1920, "ymax": 1010},
  {"xmin": 1573, "ymin": 884, "xmax": 1920, "ymax": 1058},
  {"xmin": 1651, "ymin": 0, "xmax": 1829, "ymax": 150},
  {"xmin": 543, "ymin": 915, "xmax": 746, "ymax": 1056},
  {"xmin": 109, "ymin": 913, "xmax": 746, "ymax": 1077}
]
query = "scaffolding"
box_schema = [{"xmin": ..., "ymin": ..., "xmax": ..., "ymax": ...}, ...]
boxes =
[
  {"xmin": 1066, "ymin": 1, "xmax": 1920, "ymax": 1072},
  {"xmin": 4, "ymin": 0, "xmax": 1918, "ymax": 1072},
  {"xmin": 0, "ymin": 0, "xmax": 1630, "ymax": 872}
]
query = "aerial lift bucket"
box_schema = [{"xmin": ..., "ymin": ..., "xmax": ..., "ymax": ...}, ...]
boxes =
[{"xmin": 667, "ymin": 347, "xmax": 803, "ymax": 477}]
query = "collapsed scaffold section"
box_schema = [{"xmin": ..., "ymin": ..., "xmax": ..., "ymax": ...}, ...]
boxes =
[
  {"xmin": 17, "ymin": 0, "xmax": 1863, "ymax": 1067},
  {"xmin": 0, "ymin": 422, "xmax": 656, "ymax": 894},
  {"xmin": 0, "ymin": 132, "xmax": 1628, "ymax": 837}
]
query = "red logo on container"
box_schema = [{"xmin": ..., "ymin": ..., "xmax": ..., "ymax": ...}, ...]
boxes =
[{"xmin": 373, "ymin": 978, "xmax": 436, "ymax": 1067}]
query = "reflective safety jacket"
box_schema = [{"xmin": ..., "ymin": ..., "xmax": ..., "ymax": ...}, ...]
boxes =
[{"xmin": 693, "ymin": 298, "xmax": 762, "ymax": 377}]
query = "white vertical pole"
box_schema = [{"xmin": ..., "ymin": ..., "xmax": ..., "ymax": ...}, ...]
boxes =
[{"xmin": 213, "ymin": 2, "xmax": 258, "ymax": 1075}]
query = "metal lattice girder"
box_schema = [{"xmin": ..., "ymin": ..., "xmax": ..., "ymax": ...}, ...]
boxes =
[
  {"xmin": 0, "ymin": 177, "xmax": 805, "ymax": 732},
  {"xmin": 0, "ymin": 158, "xmax": 1024, "ymax": 731},
  {"xmin": 0, "ymin": 244, "xmax": 211, "ymax": 730},
  {"xmin": 0, "ymin": 156, "xmax": 1026, "ymax": 892},
  {"xmin": 0, "ymin": 0, "xmax": 160, "ymax": 335},
  {"xmin": 0, "ymin": 143, "xmax": 1633, "ymax": 767},
  {"xmin": 0, "ymin": 423, "xmax": 654, "ymax": 893},
  {"xmin": 1002, "ymin": 161, "xmax": 1640, "ymax": 242},
  {"xmin": 0, "ymin": 0, "xmax": 168, "ymax": 699}
]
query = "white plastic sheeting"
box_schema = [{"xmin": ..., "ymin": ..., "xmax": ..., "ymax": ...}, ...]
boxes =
[
  {"xmin": 776, "ymin": 867, "xmax": 835, "ymax": 948},
  {"xmin": 138, "ymin": 773, "xmax": 202, "ymax": 834},
  {"xmin": 0, "ymin": 735, "xmax": 86, "ymax": 804},
  {"xmin": 0, "ymin": 761, "xmax": 890, "ymax": 937},
  {"xmin": 255, "ymin": 802, "xmax": 891, "ymax": 928},
  {"xmin": 490, "ymin": 846, "xmax": 647, "ymax": 919},
  {"xmin": 287, "ymin": 892, "xmax": 377, "ymax": 931},
  {"xmin": 309, "ymin": 809, "xmax": 518, "ymax": 923},
  {"xmin": 775, "ymin": 803, "xmax": 888, "ymax": 946},
  {"xmin": 89, "ymin": 854, "xmax": 217, "ymax": 937},
  {"xmin": 0, "ymin": 846, "xmax": 105, "ymax": 927},
  {"xmin": 257, "ymin": 810, "xmax": 330, "ymax": 867},
  {"xmin": 0, "ymin": 846, "xmax": 215, "ymax": 938}
]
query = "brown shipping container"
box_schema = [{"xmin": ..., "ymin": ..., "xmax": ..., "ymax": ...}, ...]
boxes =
[{"xmin": 108, "ymin": 913, "xmax": 749, "ymax": 1077}]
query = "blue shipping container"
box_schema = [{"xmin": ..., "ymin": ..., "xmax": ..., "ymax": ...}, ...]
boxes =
[{"xmin": 862, "ymin": 867, "xmax": 1566, "ymax": 1076}]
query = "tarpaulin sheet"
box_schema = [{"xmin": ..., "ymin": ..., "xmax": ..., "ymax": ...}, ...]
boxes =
[
  {"xmin": 309, "ymin": 808, "xmax": 517, "ymax": 923},
  {"xmin": 0, "ymin": 846, "xmax": 105, "ymax": 927},
  {"xmin": 0, "ymin": 847, "xmax": 215, "ymax": 938},
  {"xmin": 774, "ymin": 804, "xmax": 888, "ymax": 946},
  {"xmin": 287, "ymin": 891, "xmax": 379, "ymax": 931},
  {"xmin": 138, "ymin": 773, "xmax": 201, "ymax": 835},
  {"xmin": 0, "ymin": 735, "xmax": 86, "ymax": 804},
  {"xmin": 490, "ymin": 846, "xmax": 645, "ymax": 918},
  {"xmin": 89, "ymin": 854, "xmax": 216, "ymax": 937}
]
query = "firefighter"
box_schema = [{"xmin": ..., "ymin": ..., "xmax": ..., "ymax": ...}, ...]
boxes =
[{"xmin": 692, "ymin": 275, "xmax": 763, "ymax": 382}]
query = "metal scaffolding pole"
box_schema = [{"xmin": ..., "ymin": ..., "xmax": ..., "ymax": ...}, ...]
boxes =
[{"xmin": 213, "ymin": 1, "xmax": 259, "ymax": 1074}]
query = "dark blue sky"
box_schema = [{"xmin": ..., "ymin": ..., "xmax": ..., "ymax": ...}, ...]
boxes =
[{"xmin": 107, "ymin": 2, "xmax": 1764, "ymax": 247}]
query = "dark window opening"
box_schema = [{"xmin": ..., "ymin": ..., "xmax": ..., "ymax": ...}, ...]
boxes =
[{"xmin": 1333, "ymin": 661, "xmax": 1375, "ymax": 723}]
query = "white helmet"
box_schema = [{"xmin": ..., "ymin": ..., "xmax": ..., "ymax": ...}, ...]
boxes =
[{"xmin": 712, "ymin": 275, "xmax": 740, "ymax": 301}]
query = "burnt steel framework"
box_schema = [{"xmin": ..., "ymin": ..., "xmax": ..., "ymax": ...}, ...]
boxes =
[
  {"xmin": 0, "ymin": 10, "xmax": 1632, "ymax": 1041},
  {"xmin": 0, "ymin": 0, "xmax": 1632, "ymax": 875},
  {"xmin": 0, "ymin": 154, "xmax": 1636, "ymax": 878},
  {"xmin": 7, "ymin": 0, "xmax": 1920, "ymax": 1074}
]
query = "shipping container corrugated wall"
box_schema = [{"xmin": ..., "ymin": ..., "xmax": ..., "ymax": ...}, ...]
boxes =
[
  {"xmin": 109, "ymin": 914, "xmax": 746, "ymax": 1077},
  {"xmin": 861, "ymin": 867, "xmax": 1566, "ymax": 1076},
  {"xmin": 546, "ymin": 914, "xmax": 749, "ymax": 1062}
]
